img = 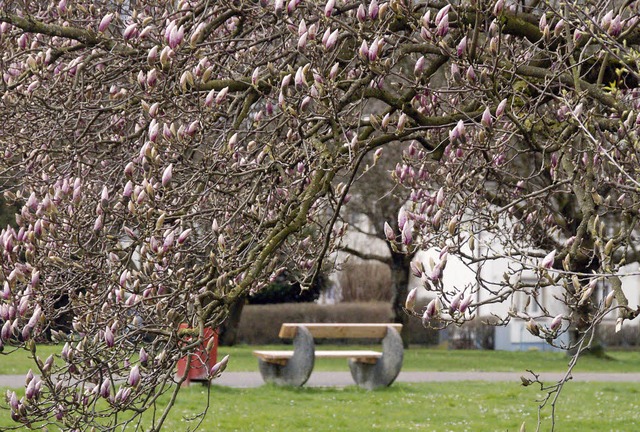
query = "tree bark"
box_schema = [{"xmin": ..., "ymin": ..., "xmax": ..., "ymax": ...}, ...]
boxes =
[
  {"xmin": 217, "ymin": 296, "xmax": 246, "ymax": 346},
  {"xmin": 389, "ymin": 252, "xmax": 412, "ymax": 348}
]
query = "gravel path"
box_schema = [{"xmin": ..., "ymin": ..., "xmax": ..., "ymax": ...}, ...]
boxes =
[{"xmin": 2, "ymin": 371, "xmax": 639, "ymax": 389}]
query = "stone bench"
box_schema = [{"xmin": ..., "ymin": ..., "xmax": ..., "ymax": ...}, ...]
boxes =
[{"xmin": 253, "ymin": 323, "xmax": 403, "ymax": 389}]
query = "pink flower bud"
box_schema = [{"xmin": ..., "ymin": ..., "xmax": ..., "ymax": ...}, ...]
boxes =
[
  {"xmin": 104, "ymin": 325, "xmax": 115, "ymax": 347},
  {"xmin": 274, "ymin": 0, "xmax": 284, "ymax": 14},
  {"xmin": 368, "ymin": 38, "xmax": 380, "ymax": 61},
  {"xmin": 414, "ymin": 56, "xmax": 426, "ymax": 76},
  {"xmin": 1, "ymin": 320, "xmax": 11, "ymax": 341},
  {"xmin": 146, "ymin": 68, "xmax": 158, "ymax": 87},
  {"xmin": 436, "ymin": 187, "xmax": 445, "ymax": 207},
  {"xmin": 163, "ymin": 230, "xmax": 175, "ymax": 252},
  {"xmin": 324, "ymin": 0, "xmax": 336, "ymax": 17},
  {"xmin": 215, "ymin": 87, "xmax": 229, "ymax": 104},
  {"xmin": 451, "ymin": 63, "xmax": 462, "ymax": 83},
  {"xmin": 405, "ymin": 287, "xmax": 418, "ymax": 311},
  {"xmin": 358, "ymin": 40, "xmax": 369, "ymax": 60},
  {"xmin": 369, "ymin": 0, "xmax": 379, "ymax": 19},
  {"xmin": 147, "ymin": 46, "xmax": 159, "ymax": 65},
  {"xmin": 539, "ymin": 14, "xmax": 547, "ymax": 32},
  {"xmin": 139, "ymin": 347, "xmax": 149, "ymax": 365},
  {"xmin": 449, "ymin": 292, "xmax": 462, "ymax": 312},
  {"xmin": 424, "ymin": 298, "xmax": 439, "ymax": 320},
  {"xmin": 526, "ymin": 318, "xmax": 540, "ymax": 336},
  {"xmin": 148, "ymin": 119, "xmax": 159, "ymax": 143},
  {"xmin": 541, "ymin": 249, "xmax": 556, "ymax": 269},
  {"xmin": 357, "ymin": 4, "xmax": 367, "ymax": 22},
  {"xmin": 210, "ymin": 354, "xmax": 230, "ymax": 377},
  {"xmin": 297, "ymin": 32, "xmax": 308, "ymax": 51},
  {"xmin": 298, "ymin": 20, "xmax": 307, "ymax": 36},
  {"xmin": 383, "ymin": 221, "xmax": 395, "ymax": 241},
  {"xmin": 8, "ymin": 391, "xmax": 18, "ymax": 411},
  {"xmin": 287, "ymin": 0, "xmax": 296, "ymax": 14},
  {"xmin": 123, "ymin": 23, "xmax": 138, "ymax": 41},
  {"xmin": 325, "ymin": 29, "xmax": 339, "ymax": 50},
  {"xmin": 435, "ymin": 5, "xmax": 450, "ymax": 25},
  {"xmin": 496, "ymin": 98, "xmax": 507, "ymax": 118},
  {"xmin": 128, "ymin": 365, "xmax": 141, "ymax": 387},
  {"xmin": 435, "ymin": 14, "xmax": 449, "ymax": 36},
  {"xmin": 18, "ymin": 33, "xmax": 28, "ymax": 50},
  {"xmin": 456, "ymin": 36, "xmax": 468, "ymax": 57},
  {"xmin": 100, "ymin": 378, "xmax": 111, "ymax": 398},
  {"xmin": 205, "ymin": 89, "xmax": 216, "ymax": 107},
  {"xmin": 93, "ymin": 214, "xmax": 104, "ymax": 231},
  {"xmin": 553, "ymin": 19, "xmax": 565, "ymax": 37},
  {"xmin": 161, "ymin": 164, "xmax": 173, "ymax": 187},
  {"xmin": 98, "ymin": 13, "xmax": 114, "ymax": 33},
  {"xmin": 493, "ymin": 0, "xmax": 504, "ymax": 15},
  {"xmin": 410, "ymin": 261, "xmax": 423, "ymax": 278},
  {"xmin": 401, "ymin": 220, "xmax": 413, "ymax": 245},
  {"xmin": 140, "ymin": 25, "xmax": 153, "ymax": 39},
  {"xmin": 169, "ymin": 25, "xmax": 184, "ymax": 49},
  {"xmin": 25, "ymin": 377, "xmax": 38, "ymax": 400},
  {"xmin": 466, "ymin": 65, "xmax": 476, "ymax": 82},
  {"xmin": 550, "ymin": 314, "xmax": 563, "ymax": 331},
  {"xmin": 459, "ymin": 295, "xmax": 472, "ymax": 313},
  {"xmin": 481, "ymin": 106, "xmax": 493, "ymax": 129},
  {"xmin": 329, "ymin": 63, "xmax": 340, "ymax": 80},
  {"xmin": 58, "ymin": 0, "xmax": 67, "ymax": 14},
  {"xmin": 601, "ymin": 11, "xmax": 613, "ymax": 30},
  {"xmin": 397, "ymin": 207, "xmax": 407, "ymax": 230}
]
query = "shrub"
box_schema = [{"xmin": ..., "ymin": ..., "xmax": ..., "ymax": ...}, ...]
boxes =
[
  {"xmin": 248, "ymin": 271, "xmax": 324, "ymax": 305},
  {"xmin": 447, "ymin": 316, "xmax": 499, "ymax": 350},
  {"xmin": 597, "ymin": 322, "xmax": 640, "ymax": 348},
  {"xmin": 337, "ymin": 261, "xmax": 392, "ymax": 302},
  {"xmin": 236, "ymin": 302, "xmax": 438, "ymax": 345}
]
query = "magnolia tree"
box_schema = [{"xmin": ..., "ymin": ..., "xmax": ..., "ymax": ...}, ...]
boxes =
[{"xmin": 0, "ymin": 0, "xmax": 639, "ymax": 429}]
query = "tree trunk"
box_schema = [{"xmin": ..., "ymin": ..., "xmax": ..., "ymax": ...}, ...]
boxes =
[
  {"xmin": 217, "ymin": 296, "xmax": 246, "ymax": 346},
  {"xmin": 389, "ymin": 252, "xmax": 412, "ymax": 348},
  {"xmin": 567, "ymin": 271, "xmax": 606, "ymax": 357}
]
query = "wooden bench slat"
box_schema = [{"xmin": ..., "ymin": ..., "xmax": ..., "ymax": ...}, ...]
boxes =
[
  {"xmin": 278, "ymin": 323, "xmax": 402, "ymax": 339},
  {"xmin": 253, "ymin": 349, "xmax": 382, "ymax": 365}
]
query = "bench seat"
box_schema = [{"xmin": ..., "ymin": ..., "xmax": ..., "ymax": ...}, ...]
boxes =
[
  {"xmin": 253, "ymin": 349, "xmax": 382, "ymax": 365},
  {"xmin": 254, "ymin": 323, "xmax": 403, "ymax": 389}
]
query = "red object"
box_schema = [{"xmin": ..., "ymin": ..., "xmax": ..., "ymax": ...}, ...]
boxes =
[{"xmin": 175, "ymin": 325, "xmax": 218, "ymax": 385}]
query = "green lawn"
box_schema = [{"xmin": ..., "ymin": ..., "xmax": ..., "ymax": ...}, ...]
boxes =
[
  {"xmin": 2, "ymin": 344, "xmax": 640, "ymax": 375},
  {"xmin": 1, "ymin": 345, "xmax": 639, "ymax": 431},
  {"xmin": 1, "ymin": 382, "xmax": 638, "ymax": 431}
]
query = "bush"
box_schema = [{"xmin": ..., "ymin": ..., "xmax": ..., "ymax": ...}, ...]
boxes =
[
  {"xmin": 337, "ymin": 261, "xmax": 392, "ymax": 302},
  {"xmin": 447, "ymin": 316, "xmax": 499, "ymax": 350},
  {"xmin": 248, "ymin": 271, "xmax": 323, "ymax": 304},
  {"xmin": 236, "ymin": 302, "xmax": 438, "ymax": 345},
  {"xmin": 597, "ymin": 322, "xmax": 640, "ymax": 347}
]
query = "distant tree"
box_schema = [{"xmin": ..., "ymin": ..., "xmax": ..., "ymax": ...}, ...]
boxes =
[
  {"xmin": 336, "ymin": 144, "xmax": 416, "ymax": 347},
  {"xmin": 0, "ymin": 0, "xmax": 639, "ymax": 430}
]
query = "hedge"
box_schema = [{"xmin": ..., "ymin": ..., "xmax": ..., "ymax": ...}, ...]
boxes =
[{"xmin": 234, "ymin": 301, "xmax": 439, "ymax": 345}]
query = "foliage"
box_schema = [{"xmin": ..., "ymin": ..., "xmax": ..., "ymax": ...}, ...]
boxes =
[
  {"xmin": 247, "ymin": 271, "xmax": 323, "ymax": 304},
  {"xmin": 0, "ymin": 0, "xmax": 639, "ymax": 429},
  {"xmin": 336, "ymin": 260, "xmax": 392, "ymax": 302}
]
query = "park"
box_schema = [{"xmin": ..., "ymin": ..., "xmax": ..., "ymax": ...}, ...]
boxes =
[{"xmin": 1, "ymin": 0, "xmax": 640, "ymax": 430}]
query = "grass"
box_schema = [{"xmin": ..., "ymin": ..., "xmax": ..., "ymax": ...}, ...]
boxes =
[
  {"xmin": 2, "ymin": 344, "xmax": 640, "ymax": 375},
  {"xmin": 1, "ymin": 381, "xmax": 638, "ymax": 431},
  {"xmin": 1, "ymin": 345, "xmax": 639, "ymax": 430}
]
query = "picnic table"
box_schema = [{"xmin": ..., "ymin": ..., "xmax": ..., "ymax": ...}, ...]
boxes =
[{"xmin": 253, "ymin": 323, "xmax": 404, "ymax": 389}]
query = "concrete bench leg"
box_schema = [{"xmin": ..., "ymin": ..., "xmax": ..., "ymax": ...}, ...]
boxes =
[
  {"xmin": 349, "ymin": 325, "xmax": 404, "ymax": 390},
  {"xmin": 257, "ymin": 326, "xmax": 314, "ymax": 386}
]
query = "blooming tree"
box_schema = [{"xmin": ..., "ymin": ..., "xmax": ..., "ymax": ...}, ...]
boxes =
[{"xmin": 1, "ymin": 0, "xmax": 639, "ymax": 429}]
